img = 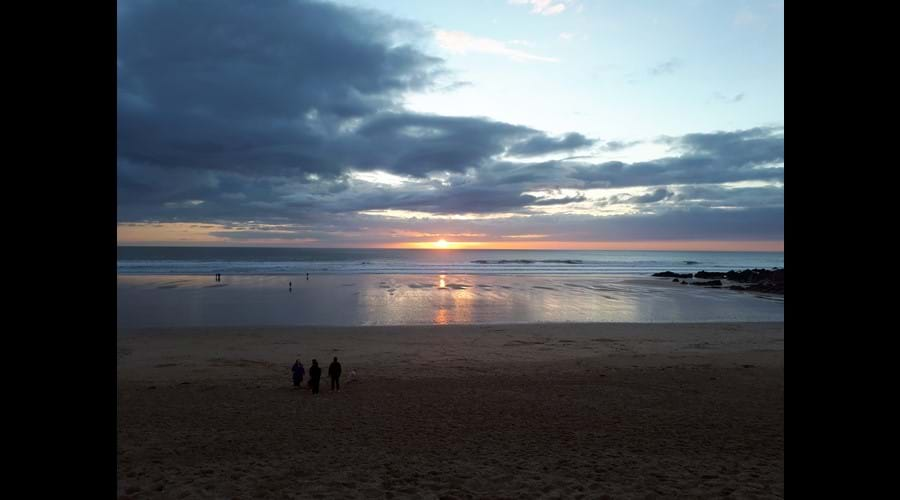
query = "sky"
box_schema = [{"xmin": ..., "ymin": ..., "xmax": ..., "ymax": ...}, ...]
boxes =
[{"xmin": 116, "ymin": 0, "xmax": 784, "ymax": 250}]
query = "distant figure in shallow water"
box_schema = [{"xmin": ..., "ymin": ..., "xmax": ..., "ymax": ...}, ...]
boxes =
[
  {"xmin": 291, "ymin": 359, "xmax": 305, "ymax": 387},
  {"xmin": 329, "ymin": 357, "xmax": 342, "ymax": 391},
  {"xmin": 306, "ymin": 273, "xmax": 309, "ymax": 280},
  {"xmin": 309, "ymin": 359, "xmax": 321, "ymax": 394}
]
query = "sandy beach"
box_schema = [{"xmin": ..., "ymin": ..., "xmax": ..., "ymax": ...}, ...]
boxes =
[{"xmin": 117, "ymin": 322, "xmax": 783, "ymax": 498}]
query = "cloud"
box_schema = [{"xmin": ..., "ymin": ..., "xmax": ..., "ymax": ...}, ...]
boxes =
[
  {"xmin": 571, "ymin": 127, "xmax": 784, "ymax": 188},
  {"xmin": 601, "ymin": 140, "xmax": 641, "ymax": 152},
  {"xmin": 118, "ymin": 0, "xmax": 445, "ymax": 179},
  {"xmin": 528, "ymin": 194, "xmax": 588, "ymax": 206},
  {"xmin": 434, "ymin": 30, "xmax": 558, "ymax": 62},
  {"xmin": 713, "ymin": 92, "xmax": 746, "ymax": 103},
  {"xmin": 649, "ymin": 58, "xmax": 683, "ymax": 76},
  {"xmin": 509, "ymin": 0, "xmax": 570, "ymax": 16},
  {"xmin": 507, "ymin": 132, "xmax": 595, "ymax": 157},
  {"xmin": 627, "ymin": 188, "xmax": 673, "ymax": 204},
  {"xmin": 117, "ymin": 0, "xmax": 783, "ymax": 246},
  {"xmin": 196, "ymin": 207, "xmax": 784, "ymax": 245},
  {"xmin": 345, "ymin": 113, "xmax": 539, "ymax": 176}
]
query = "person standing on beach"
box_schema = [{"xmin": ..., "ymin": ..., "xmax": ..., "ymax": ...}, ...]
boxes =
[
  {"xmin": 309, "ymin": 359, "xmax": 321, "ymax": 395},
  {"xmin": 306, "ymin": 272, "xmax": 309, "ymax": 280},
  {"xmin": 328, "ymin": 357, "xmax": 342, "ymax": 391},
  {"xmin": 291, "ymin": 359, "xmax": 305, "ymax": 388}
]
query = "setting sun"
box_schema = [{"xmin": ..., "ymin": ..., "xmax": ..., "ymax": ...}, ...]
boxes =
[{"xmin": 434, "ymin": 239, "xmax": 449, "ymax": 248}]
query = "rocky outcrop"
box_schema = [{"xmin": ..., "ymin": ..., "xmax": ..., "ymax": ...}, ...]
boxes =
[{"xmin": 655, "ymin": 267, "xmax": 784, "ymax": 295}]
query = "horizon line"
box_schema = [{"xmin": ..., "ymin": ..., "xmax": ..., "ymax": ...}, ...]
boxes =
[{"xmin": 117, "ymin": 241, "xmax": 785, "ymax": 253}]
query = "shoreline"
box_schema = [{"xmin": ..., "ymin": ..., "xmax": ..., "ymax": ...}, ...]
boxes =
[{"xmin": 118, "ymin": 274, "xmax": 784, "ymax": 328}]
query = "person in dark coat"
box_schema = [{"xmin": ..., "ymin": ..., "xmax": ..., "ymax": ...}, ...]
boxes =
[
  {"xmin": 291, "ymin": 359, "xmax": 305, "ymax": 388},
  {"xmin": 328, "ymin": 357, "xmax": 342, "ymax": 391},
  {"xmin": 309, "ymin": 359, "xmax": 321, "ymax": 395}
]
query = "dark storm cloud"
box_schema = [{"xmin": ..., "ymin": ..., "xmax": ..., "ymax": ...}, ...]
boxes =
[
  {"xmin": 117, "ymin": 0, "xmax": 582, "ymax": 198},
  {"xmin": 343, "ymin": 113, "xmax": 537, "ymax": 176},
  {"xmin": 117, "ymin": 0, "xmax": 445, "ymax": 176},
  {"xmin": 507, "ymin": 133, "xmax": 595, "ymax": 157}
]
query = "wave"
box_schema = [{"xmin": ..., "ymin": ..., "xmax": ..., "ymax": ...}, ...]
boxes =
[
  {"xmin": 471, "ymin": 259, "xmax": 584, "ymax": 265},
  {"xmin": 117, "ymin": 260, "xmax": 769, "ymax": 276},
  {"xmin": 117, "ymin": 250, "xmax": 783, "ymax": 276}
]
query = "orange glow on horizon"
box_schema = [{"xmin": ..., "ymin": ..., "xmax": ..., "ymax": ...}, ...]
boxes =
[
  {"xmin": 117, "ymin": 224, "xmax": 783, "ymax": 252},
  {"xmin": 382, "ymin": 240, "xmax": 784, "ymax": 252}
]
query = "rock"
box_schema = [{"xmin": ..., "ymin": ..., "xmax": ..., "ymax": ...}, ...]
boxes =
[
  {"xmin": 672, "ymin": 278, "xmax": 680, "ymax": 282},
  {"xmin": 695, "ymin": 271, "xmax": 727, "ymax": 279},
  {"xmin": 693, "ymin": 280, "xmax": 722, "ymax": 286},
  {"xmin": 723, "ymin": 268, "xmax": 784, "ymax": 284},
  {"xmin": 722, "ymin": 268, "xmax": 784, "ymax": 294},
  {"xmin": 652, "ymin": 271, "xmax": 693, "ymax": 278}
]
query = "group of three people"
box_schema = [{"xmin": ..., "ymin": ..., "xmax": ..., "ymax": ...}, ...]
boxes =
[{"xmin": 291, "ymin": 357, "xmax": 342, "ymax": 394}]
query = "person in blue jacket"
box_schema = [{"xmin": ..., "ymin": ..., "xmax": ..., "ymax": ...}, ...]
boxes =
[{"xmin": 291, "ymin": 359, "xmax": 305, "ymax": 388}]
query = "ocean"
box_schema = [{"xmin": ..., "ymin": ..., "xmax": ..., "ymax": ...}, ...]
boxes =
[{"xmin": 117, "ymin": 247, "xmax": 784, "ymax": 276}]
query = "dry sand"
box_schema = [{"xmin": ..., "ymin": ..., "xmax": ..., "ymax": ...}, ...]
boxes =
[{"xmin": 117, "ymin": 322, "xmax": 784, "ymax": 499}]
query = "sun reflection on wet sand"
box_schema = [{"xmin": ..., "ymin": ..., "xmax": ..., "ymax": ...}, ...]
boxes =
[
  {"xmin": 438, "ymin": 275, "xmax": 446, "ymax": 289},
  {"xmin": 433, "ymin": 308, "xmax": 449, "ymax": 324}
]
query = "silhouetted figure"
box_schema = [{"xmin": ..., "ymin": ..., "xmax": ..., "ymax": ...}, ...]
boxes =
[
  {"xmin": 306, "ymin": 273, "xmax": 309, "ymax": 280},
  {"xmin": 289, "ymin": 281, "xmax": 292, "ymax": 292},
  {"xmin": 291, "ymin": 359, "xmax": 305, "ymax": 387},
  {"xmin": 309, "ymin": 359, "xmax": 321, "ymax": 394},
  {"xmin": 329, "ymin": 357, "xmax": 342, "ymax": 391}
]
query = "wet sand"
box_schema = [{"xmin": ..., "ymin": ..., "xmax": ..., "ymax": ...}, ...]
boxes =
[
  {"xmin": 117, "ymin": 274, "xmax": 784, "ymax": 328},
  {"xmin": 117, "ymin": 322, "xmax": 784, "ymax": 499}
]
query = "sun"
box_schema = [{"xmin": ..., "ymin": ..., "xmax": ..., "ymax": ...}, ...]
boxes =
[{"xmin": 434, "ymin": 239, "xmax": 449, "ymax": 248}]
